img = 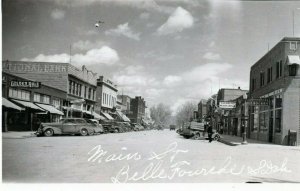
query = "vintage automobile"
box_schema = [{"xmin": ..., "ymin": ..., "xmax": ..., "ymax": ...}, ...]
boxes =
[
  {"xmin": 169, "ymin": 125, "xmax": 176, "ymax": 131},
  {"xmin": 180, "ymin": 121, "xmax": 220, "ymax": 141},
  {"xmin": 85, "ymin": 119, "xmax": 104, "ymax": 134},
  {"xmin": 36, "ymin": 118, "xmax": 98, "ymax": 137},
  {"xmin": 131, "ymin": 123, "xmax": 144, "ymax": 131}
]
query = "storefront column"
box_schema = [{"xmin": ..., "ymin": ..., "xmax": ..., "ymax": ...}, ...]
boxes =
[
  {"xmin": 3, "ymin": 111, "xmax": 8, "ymax": 132},
  {"xmin": 30, "ymin": 113, "xmax": 33, "ymax": 131}
]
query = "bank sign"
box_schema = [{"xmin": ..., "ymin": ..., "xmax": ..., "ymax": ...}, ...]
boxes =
[
  {"xmin": 219, "ymin": 101, "xmax": 236, "ymax": 109},
  {"xmin": 3, "ymin": 62, "xmax": 68, "ymax": 73},
  {"xmin": 10, "ymin": 81, "xmax": 41, "ymax": 88}
]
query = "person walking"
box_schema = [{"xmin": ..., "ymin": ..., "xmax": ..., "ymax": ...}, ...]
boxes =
[{"xmin": 207, "ymin": 123, "xmax": 213, "ymax": 143}]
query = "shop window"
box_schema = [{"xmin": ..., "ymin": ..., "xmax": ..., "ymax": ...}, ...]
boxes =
[
  {"xmin": 269, "ymin": 96, "xmax": 274, "ymax": 109},
  {"xmin": 250, "ymin": 106, "xmax": 258, "ymax": 132},
  {"xmin": 289, "ymin": 64, "xmax": 298, "ymax": 76},
  {"xmin": 259, "ymin": 112, "xmax": 268, "ymax": 132},
  {"xmin": 275, "ymin": 109, "xmax": 282, "ymax": 133},
  {"xmin": 34, "ymin": 93, "xmax": 41, "ymax": 102},
  {"xmin": 275, "ymin": 95, "xmax": 282, "ymax": 108}
]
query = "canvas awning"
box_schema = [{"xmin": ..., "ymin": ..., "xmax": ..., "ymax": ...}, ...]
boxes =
[
  {"xmin": 11, "ymin": 99, "xmax": 44, "ymax": 111},
  {"xmin": 83, "ymin": 110, "xmax": 92, "ymax": 115},
  {"xmin": 2, "ymin": 98, "xmax": 24, "ymax": 111},
  {"xmin": 92, "ymin": 112, "xmax": 105, "ymax": 120},
  {"xmin": 35, "ymin": 103, "xmax": 64, "ymax": 115},
  {"xmin": 101, "ymin": 111, "xmax": 114, "ymax": 120},
  {"xmin": 116, "ymin": 110, "xmax": 130, "ymax": 122},
  {"xmin": 287, "ymin": 55, "xmax": 300, "ymax": 65},
  {"xmin": 62, "ymin": 106, "xmax": 82, "ymax": 112}
]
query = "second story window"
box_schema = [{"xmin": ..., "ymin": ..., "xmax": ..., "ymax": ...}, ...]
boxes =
[
  {"xmin": 9, "ymin": 88, "xmax": 30, "ymax": 101},
  {"xmin": 260, "ymin": 72, "xmax": 265, "ymax": 87},
  {"xmin": 290, "ymin": 41, "xmax": 298, "ymax": 50},
  {"xmin": 267, "ymin": 67, "xmax": 272, "ymax": 83}
]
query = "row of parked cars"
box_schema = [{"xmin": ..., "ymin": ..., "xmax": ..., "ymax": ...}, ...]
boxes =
[{"xmin": 35, "ymin": 118, "xmax": 149, "ymax": 137}]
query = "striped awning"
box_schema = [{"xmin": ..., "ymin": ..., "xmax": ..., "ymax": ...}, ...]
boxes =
[
  {"xmin": 35, "ymin": 103, "xmax": 64, "ymax": 115},
  {"xmin": 2, "ymin": 98, "xmax": 24, "ymax": 111}
]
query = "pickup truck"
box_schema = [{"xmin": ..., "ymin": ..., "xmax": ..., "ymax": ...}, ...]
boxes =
[{"xmin": 181, "ymin": 121, "xmax": 220, "ymax": 141}]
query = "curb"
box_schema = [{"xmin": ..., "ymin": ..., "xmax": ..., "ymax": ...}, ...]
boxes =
[
  {"xmin": 218, "ymin": 138, "xmax": 240, "ymax": 146},
  {"xmin": 2, "ymin": 133, "xmax": 36, "ymax": 139}
]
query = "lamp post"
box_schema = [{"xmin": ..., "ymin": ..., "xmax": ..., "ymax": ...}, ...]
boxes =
[{"xmin": 241, "ymin": 114, "xmax": 248, "ymax": 145}]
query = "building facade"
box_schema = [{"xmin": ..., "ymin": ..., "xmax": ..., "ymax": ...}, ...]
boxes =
[
  {"xmin": 128, "ymin": 96, "xmax": 146, "ymax": 124},
  {"xmin": 96, "ymin": 76, "xmax": 118, "ymax": 120},
  {"xmin": 198, "ymin": 99, "xmax": 207, "ymax": 122},
  {"xmin": 249, "ymin": 37, "xmax": 300, "ymax": 145},
  {"xmin": 2, "ymin": 61, "xmax": 100, "ymax": 131}
]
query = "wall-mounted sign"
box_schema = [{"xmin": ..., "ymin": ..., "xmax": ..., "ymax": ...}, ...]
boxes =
[
  {"xmin": 4, "ymin": 62, "xmax": 67, "ymax": 73},
  {"xmin": 10, "ymin": 80, "xmax": 41, "ymax": 88},
  {"xmin": 219, "ymin": 101, "xmax": 236, "ymax": 109},
  {"xmin": 247, "ymin": 98, "xmax": 269, "ymax": 106}
]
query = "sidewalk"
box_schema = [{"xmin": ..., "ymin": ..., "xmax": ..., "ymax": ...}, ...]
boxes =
[
  {"xmin": 218, "ymin": 134, "xmax": 271, "ymax": 146},
  {"xmin": 2, "ymin": 131, "xmax": 36, "ymax": 139}
]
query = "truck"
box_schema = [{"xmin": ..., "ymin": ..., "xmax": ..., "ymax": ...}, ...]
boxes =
[{"xmin": 180, "ymin": 121, "xmax": 220, "ymax": 141}]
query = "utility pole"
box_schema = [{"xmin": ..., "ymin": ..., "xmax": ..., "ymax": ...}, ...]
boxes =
[{"xmin": 69, "ymin": 45, "xmax": 72, "ymax": 64}]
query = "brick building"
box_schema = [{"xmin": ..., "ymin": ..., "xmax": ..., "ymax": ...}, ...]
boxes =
[
  {"xmin": 249, "ymin": 37, "xmax": 300, "ymax": 145},
  {"xmin": 128, "ymin": 96, "xmax": 146, "ymax": 124},
  {"xmin": 197, "ymin": 99, "xmax": 207, "ymax": 122},
  {"xmin": 2, "ymin": 61, "xmax": 100, "ymax": 131}
]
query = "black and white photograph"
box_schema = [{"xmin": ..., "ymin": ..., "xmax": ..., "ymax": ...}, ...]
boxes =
[{"xmin": 1, "ymin": 0, "xmax": 300, "ymax": 190}]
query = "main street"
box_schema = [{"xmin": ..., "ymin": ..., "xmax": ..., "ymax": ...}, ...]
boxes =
[{"xmin": 3, "ymin": 130, "xmax": 300, "ymax": 183}]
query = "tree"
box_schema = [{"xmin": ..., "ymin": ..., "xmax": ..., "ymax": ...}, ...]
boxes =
[
  {"xmin": 150, "ymin": 103, "xmax": 172, "ymax": 126},
  {"xmin": 175, "ymin": 101, "xmax": 197, "ymax": 126}
]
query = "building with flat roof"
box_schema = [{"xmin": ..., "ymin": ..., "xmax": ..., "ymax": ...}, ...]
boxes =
[
  {"xmin": 249, "ymin": 37, "xmax": 300, "ymax": 145},
  {"xmin": 2, "ymin": 61, "xmax": 100, "ymax": 131},
  {"xmin": 96, "ymin": 76, "xmax": 118, "ymax": 119}
]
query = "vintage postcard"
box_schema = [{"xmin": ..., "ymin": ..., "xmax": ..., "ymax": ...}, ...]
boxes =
[{"xmin": 1, "ymin": 0, "xmax": 300, "ymax": 190}]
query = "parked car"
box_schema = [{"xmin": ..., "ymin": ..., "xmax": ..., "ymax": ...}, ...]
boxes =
[
  {"xmin": 131, "ymin": 123, "xmax": 144, "ymax": 131},
  {"xmin": 85, "ymin": 119, "xmax": 104, "ymax": 134},
  {"xmin": 36, "ymin": 118, "xmax": 96, "ymax": 137}
]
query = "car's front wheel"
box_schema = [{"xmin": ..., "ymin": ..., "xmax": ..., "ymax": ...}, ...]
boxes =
[
  {"xmin": 80, "ymin": 128, "xmax": 88, "ymax": 136},
  {"xmin": 44, "ymin": 128, "xmax": 54, "ymax": 137}
]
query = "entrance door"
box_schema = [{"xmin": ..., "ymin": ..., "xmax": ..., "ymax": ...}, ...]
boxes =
[{"xmin": 269, "ymin": 113, "xmax": 273, "ymax": 143}]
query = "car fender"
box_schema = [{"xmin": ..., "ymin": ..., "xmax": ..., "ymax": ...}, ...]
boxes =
[{"xmin": 43, "ymin": 126, "xmax": 62, "ymax": 134}]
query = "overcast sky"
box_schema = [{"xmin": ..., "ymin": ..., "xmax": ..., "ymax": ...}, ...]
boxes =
[{"xmin": 2, "ymin": 0, "xmax": 300, "ymax": 113}]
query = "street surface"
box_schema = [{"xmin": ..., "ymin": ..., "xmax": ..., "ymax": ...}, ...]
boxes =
[{"xmin": 3, "ymin": 130, "xmax": 300, "ymax": 183}]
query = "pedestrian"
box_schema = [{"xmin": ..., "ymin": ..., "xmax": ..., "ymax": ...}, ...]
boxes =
[{"xmin": 207, "ymin": 123, "xmax": 213, "ymax": 143}]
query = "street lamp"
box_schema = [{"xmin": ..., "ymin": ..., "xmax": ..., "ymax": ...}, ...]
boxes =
[{"xmin": 241, "ymin": 114, "xmax": 248, "ymax": 145}]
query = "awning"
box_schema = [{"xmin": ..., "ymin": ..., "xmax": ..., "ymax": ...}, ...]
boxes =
[
  {"xmin": 83, "ymin": 110, "xmax": 92, "ymax": 115},
  {"xmin": 62, "ymin": 106, "xmax": 82, "ymax": 112},
  {"xmin": 92, "ymin": 112, "xmax": 105, "ymax": 120},
  {"xmin": 35, "ymin": 103, "xmax": 64, "ymax": 115},
  {"xmin": 11, "ymin": 99, "xmax": 44, "ymax": 111},
  {"xmin": 101, "ymin": 111, "xmax": 114, "ymax": 120},
  {"xmin": 116, "ymin": 110, "xmax": 131, "ymax": 122},
  {"xmin": 2, "ymin": 98, "xmax": 24, "ymax": 111},
  {"xmin": 287, "ymin": 55, "xmax": 300, "ymax": 65}
]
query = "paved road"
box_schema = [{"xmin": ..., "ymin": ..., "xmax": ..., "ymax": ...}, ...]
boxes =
[{"xmin": 3, "ymin": 130, "xmax": 300, "ymax": 183}]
